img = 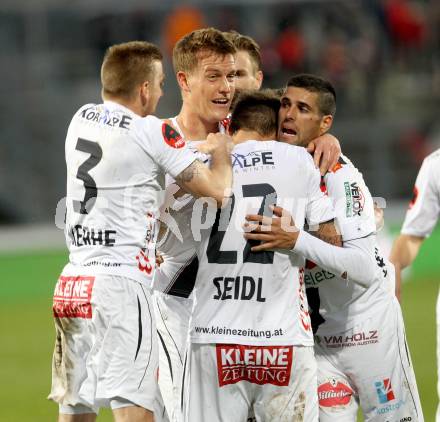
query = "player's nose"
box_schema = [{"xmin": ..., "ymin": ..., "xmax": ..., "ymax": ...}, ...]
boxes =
[
  {"xmin": 219, "ymin": 76, "xmax": 233, "ymax": 93},
  {"xmin": 285, "ymin": 106, "xmax": 297, "ymax": 120}
]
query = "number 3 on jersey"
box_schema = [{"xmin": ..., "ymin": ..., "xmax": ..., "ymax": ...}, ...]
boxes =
[
  {"xmin": 73, "ymin": 138, "xmax": 102, "ymax": 214},
  {"xmin": 207, "ymin": 183, "xmax": 277, "ymax": 264}
]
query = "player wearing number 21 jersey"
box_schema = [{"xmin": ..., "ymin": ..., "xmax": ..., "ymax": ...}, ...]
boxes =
[
  {"xmin": 179, "ymin": 91, "xmax": 336, "ymax": 422},
  {"xmin": 48, "ymin": 41, "xmax": 232, "ymax": 422}
]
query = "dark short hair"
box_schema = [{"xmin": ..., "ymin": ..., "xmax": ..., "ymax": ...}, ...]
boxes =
[
  {"xmin": 230, "ymin": 89, "xmax": 280, "ymax": 136},
  {"xmin": 101, "ymin": 41, "xmax": 162, "ymax": 100},
  {"xmin": 173, "ymin": 28, "xmax": 236, "ymax": 74},
  {"xmin": 286, "ymin": 74, "xmax": 336, "ymax": 116},
  {"xmin": 223, "ymin": 30, "xmax": 262, "ymax": 72}
]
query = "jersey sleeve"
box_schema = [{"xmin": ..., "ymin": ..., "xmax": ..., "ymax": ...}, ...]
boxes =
[
  {"xmin": 324, "ymin": 164, "xmax": 376, "ymax": 242},
  {"xmin": 138, "ymin": 116, "xmax": 197, "ymax": 179},
  {"xmin": 302, "ymin": 151, "xmax": 335, "ymax": 226},
  {"xmin": 164, "ymin": 141, "xmax": 212, "ymax": 209},
  {"xmin": 293, "ymin": 231, "xmax": 378, "ymax": 286},
  {"xmin": 401, "ymin": 155, "xmax": 440, "ymax": 237}
]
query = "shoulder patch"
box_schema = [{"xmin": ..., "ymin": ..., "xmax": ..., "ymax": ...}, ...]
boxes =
[
  {"xmin": 162, "ymin": 123, "xmax": 185, "ymax": 149},
  {"xmin": 330, "ymin": 162, "xmax": 343, "ymax": 173}
]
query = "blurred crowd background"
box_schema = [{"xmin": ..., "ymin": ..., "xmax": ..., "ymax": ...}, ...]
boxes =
[{"xmin": 1, "ymin": 0, "xmax": 440, "ymax": 224}]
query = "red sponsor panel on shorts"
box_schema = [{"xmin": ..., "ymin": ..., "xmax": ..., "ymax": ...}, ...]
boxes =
[
  {"xmin": 53, "ymin": 276, "xmax": 95, "ymax": 318},
  {"xmin": 318, "ymin": 380, "xmax": 353, "ymax": 407},
  {"xmin": 162, "ymin": 123, "xmax": 185, "ymax": 149},
  {"xmin": 216, "ymin": 344, "xmax": 293, "ymax": 387}
]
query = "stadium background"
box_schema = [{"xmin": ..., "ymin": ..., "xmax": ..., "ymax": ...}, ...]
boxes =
[{"xmin": 0, "ymin": 0, "xmax": 439, "ymax": 420}]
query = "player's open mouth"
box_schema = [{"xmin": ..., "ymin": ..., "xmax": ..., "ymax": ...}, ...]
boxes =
[
  {"xmin": 212, "ymin": 98, "xmax": 230, "ymax": 106},
  {"xmin": 281, "ymin": 126, "xmax": 297, "ymax": 136}
]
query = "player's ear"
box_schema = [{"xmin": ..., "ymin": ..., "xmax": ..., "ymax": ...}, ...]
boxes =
[
  {"xmin": 255, "ymin": 70, "xmax": 263, "ymax": 89},
  {"xmin": 176, "ymin": 71, "xmax": 190, "ymax": 93},
  {"xmin": 139, "ymin": 81, "xmax": 149, "ymax": 107},
  {"xmin": 319, "ymin": 115, "xmax": 333, "ymax": 135}
]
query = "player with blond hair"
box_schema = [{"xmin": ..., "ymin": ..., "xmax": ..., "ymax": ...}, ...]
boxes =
[{"xmin": 48, "ymin": 40, "xmax": 233, "ymax": 422}]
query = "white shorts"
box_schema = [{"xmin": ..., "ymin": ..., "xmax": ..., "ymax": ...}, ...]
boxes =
[
  {"xmin": 315, "ymin": 298, "xmax": 423, "ymax": 422},
  {"xmin": 48, "ymin": 273, "xmax": 158, "ymax": 413},
  {"xmin": 154, "ymin": 291, "xmax": 192, "ymax": 422},
  {"xmin": 182, "ymin": 342, "xmax": 318, "ymax": 422}
]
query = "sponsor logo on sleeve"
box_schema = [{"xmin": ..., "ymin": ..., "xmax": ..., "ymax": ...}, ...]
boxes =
[
  {"xmin": 318, "ymin": 378, "xmax": 354, "ymax": 407},
  {"xmin": 216, "ymin": 344, "xmax": 293, "ymax": 387},
  {"xmin": 162, "ymin": 123, "xmax": 185, "ymax": 149},
  {"xmin": 53, "ymin": 276, "xmax": 94, "ymax": 318},
  {"xmin": 344, "ymin": 181, "xmax": 365, "ymax": 217}
]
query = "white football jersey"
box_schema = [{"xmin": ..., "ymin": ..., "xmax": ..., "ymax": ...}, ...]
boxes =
[
  {"xmin": 401, "ymin": 149, "xmax": 440, "ymax": 237},
  {"xmin": 152, "ymin": 150, "xmax": 204, "ymax": 296},
  {"xmin": 305, "ymin": 155, "xmax": 393, "ymax": 334},
  {"xmin": 153, "ymin": 117, "xmax": 227, "ymax": 296},
  {"xmin": 189, "ymin": 140, "xmax": 335, "ymax": 346},
  {"xmin": 63, "ymin": 101, "xmax": 196, "ymax": 284}
]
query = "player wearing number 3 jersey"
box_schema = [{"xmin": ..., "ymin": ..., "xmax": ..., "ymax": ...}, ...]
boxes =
[{"xmin": 48, "ymin": 41, "xmax": 233, "ymax": 422}]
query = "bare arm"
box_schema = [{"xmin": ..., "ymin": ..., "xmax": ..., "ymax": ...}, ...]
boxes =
[
  {"xmin": 389, "ymin": 234, "xmax": 424, "ymax": 300},
  {"xmin": 244, "ymin": 206, "xmax": 379, "ymax": 286},
  {"xmin": 307, "ymin": 133, "xmax": 341, "ymax": 176},
  {"xmin": 243, "ymin": 206, "xmax": 342, "ymax": 250},
  {"xmin": 310, "ymin": 219, "xmax": 342, "ymax": 247},
  {"xmin": 175, "ymin": 133, "xmax": 233, "ymax": 206}
]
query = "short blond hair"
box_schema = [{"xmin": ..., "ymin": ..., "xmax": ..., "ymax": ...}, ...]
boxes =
[
  {"xmin": 172, "ymin": 27, "xmax": 236, "ymax": 74},
  {"xmin": 101, "ymin": 41, "xmax": 163, "ymax": 100}
]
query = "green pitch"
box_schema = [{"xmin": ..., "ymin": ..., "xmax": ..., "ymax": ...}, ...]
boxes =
[{"xmin": 0, "ymin": 249, "xmax": 437, "ymax": 421}]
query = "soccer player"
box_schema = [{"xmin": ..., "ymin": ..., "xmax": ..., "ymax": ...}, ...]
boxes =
[
  {"xmin": 246, "ymin": 74, "xmax": 424, "ymax": 421},
  {"xmin": 48, "ymin": 41, "xmax": 233, "ymax": 422},
  {"xmin": 152, "ymin": 28, "xmax": 237, "ymax": 422},
  {"xmin": 390, "ymin": 149, "xmax": 440, "ymax": 422},
  {"xmin": 223, "ymin": 30, "xmax": 263, "ymax": 90},
  {"xmin": 181, "ymin": 89, "xmax": 337, "ymax": 421},
  {"xmin": 153, "ymin": 29, "xmax": 342, "ymax": 422}
]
